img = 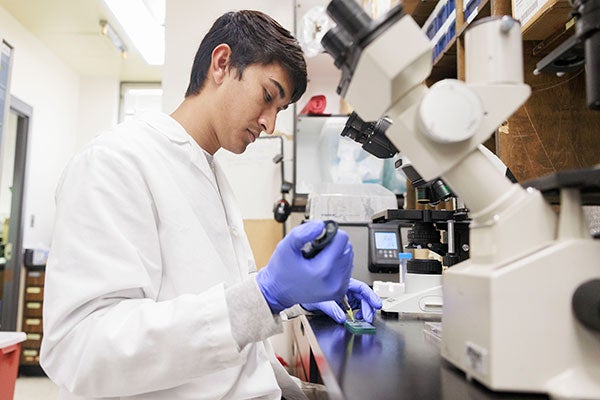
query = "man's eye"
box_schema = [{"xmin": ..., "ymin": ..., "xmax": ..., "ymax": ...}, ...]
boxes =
[{"xmin": 264, "ymin": 90, "xmax": 273, "ymax": 103}]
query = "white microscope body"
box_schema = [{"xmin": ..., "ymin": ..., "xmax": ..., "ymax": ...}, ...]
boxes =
[
  {"xmin": 381, "ymin": 248, "xmax": 443, "ymax": 318},
  {"xmin": 322, "ymin": 1, "xmax": 600, "ymax": 398}
]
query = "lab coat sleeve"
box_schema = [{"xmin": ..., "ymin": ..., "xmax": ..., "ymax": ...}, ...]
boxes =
[
  {"xmin": 40, "ymin": 145, "xmax": 245, "ymax": 397},
  {"xmin": 225, "ymin": 277, "xmax": 283, "ymax": 349}
]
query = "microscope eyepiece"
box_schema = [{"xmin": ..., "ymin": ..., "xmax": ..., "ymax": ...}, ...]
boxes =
[
  {"xmin": 340, "ymin": 112, "xmax": 398, "ymax": 158},
  {"xmin": 326, "ymin": 0, "xmax": 372, "ymax": 40},
  {"xmin": 340, "ymin": 112, "xmax": 370, "ymax": 143},
  {"xmin": 321, "ymin": 27, "xmax": 354, "ymax": 69}
]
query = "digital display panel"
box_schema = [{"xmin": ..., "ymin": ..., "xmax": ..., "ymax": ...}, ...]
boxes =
[{"xmin": 374, "ymin": 232, "xmax": 398, "ymax": 250}]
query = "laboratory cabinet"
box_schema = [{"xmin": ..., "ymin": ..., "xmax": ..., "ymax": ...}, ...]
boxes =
[
  {"xmin": 289, "ymin": 314, "xmax": 550, "ymax": 400},
  {"xmin": 19, "ymin": 265, "xmax": 45, "ymax": 373}
]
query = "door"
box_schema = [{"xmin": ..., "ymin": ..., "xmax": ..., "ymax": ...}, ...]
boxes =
[{"xmin": 0, "ymin": 96, "xmax": 32, "ymax": 331}]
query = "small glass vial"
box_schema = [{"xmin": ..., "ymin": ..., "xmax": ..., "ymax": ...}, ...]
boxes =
[{"xmin": 398, "ymin": 252, "xmax": 413, "ymax": 285}]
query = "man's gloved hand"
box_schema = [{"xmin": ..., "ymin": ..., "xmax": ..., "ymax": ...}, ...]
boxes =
[
  {"xmin": 301, "ymin": 278, "xmax": 383, "ymax": 324},
  {"xmin": 256, "ymin": 220, "xmax": 353, "ymax": 313}
]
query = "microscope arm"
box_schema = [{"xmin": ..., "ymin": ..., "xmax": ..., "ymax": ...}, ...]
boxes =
[
  {"xmin": 387, "ymin": 80, "xmax": 557, "ymax": 263},
  {"xmin": 389, "ymin": 80, "xmax": 531, "ymax": 213},
  {"xmin": 324, "ymin": 8, "xmax": 558, "ymax": 264}
]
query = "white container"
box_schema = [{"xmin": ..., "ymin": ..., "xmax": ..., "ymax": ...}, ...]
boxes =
[{"xmin": 306, "ymin": 183, "xmax": 397, "ymax": 223}]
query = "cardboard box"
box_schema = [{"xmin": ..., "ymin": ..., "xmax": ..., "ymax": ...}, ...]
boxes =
[{"xmin": 512, "ymin": 0, "xmax": 573, "ymax": 40}]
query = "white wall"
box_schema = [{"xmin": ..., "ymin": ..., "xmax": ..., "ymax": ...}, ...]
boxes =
[
  {"xmin": 76, "ymin": 77, "xmax": 119, "ymax": 149},
  {"xmin": 0, "ymin": 6, "xmax": 80, "ymax": 249},
  {"xmin": 0, "ymin": 6, "xmax": 120, "ymax": 250},
  {"xmin": 0, "ymin": 112, "xmax": 18, "ymax": 222}
]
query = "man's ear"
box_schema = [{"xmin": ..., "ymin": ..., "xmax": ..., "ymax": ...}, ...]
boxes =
[{"xmin": 210, "ymin": 44, "xmax": 232, "ymax": 85}]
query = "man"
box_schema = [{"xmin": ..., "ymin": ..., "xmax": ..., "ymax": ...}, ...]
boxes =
[{"xmin": 40, "ymin": 10, "xmax": 381, "ymax": 400}]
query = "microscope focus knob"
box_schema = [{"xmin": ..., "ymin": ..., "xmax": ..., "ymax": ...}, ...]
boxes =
[
  {"xmin": 572, "ymin": 279, "xmax": 600, "ymax": 332},
  {"xmin": 417, "ymin": 79, "xmax": 484, "ymax": 143}
]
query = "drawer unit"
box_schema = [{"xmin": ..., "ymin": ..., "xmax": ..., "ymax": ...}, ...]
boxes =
[
  {"xmin": 20, "ymin": 267, "xmax": 45, "ymax": 369},
  {"xmin": 23, "ymin": 332, "xmax": 42, "ymax": 350},
  {"xmin": 24, "ymin": 285, "xmax": 44, "ymax": 302},
  {"xmin": 24, "ymin": 269, "xmax": 45, "ymax": 286},
  {"xmin": 22, "ymin": 317, "xmax": 43, "ymax": 333},
  {"xmin": 20, "ymin": 348, "xmax": 40, "ymax": 365},
  {"xmin": 23, "ymin": 301, "xmax": 43, "ymax": 318}
]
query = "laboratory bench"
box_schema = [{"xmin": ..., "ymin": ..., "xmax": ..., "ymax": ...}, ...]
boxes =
[{"xmin": 289, "ymin": 314, "xmax": 550, "ymax": 400}]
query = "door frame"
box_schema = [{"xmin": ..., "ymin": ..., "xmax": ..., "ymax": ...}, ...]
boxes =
[{"xmin": 0, "ymin": 95, "xmax": 32, "ymax": 331}]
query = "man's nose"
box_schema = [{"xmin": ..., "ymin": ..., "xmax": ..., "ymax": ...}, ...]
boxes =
[{"xmin": 258, "ymin": 109, "xmax": 277, "ymax": 135}]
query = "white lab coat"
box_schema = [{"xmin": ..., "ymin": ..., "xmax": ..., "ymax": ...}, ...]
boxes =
[{"xmin": 40, "ymin": 113, "xmax": 299, "ymax": 399}]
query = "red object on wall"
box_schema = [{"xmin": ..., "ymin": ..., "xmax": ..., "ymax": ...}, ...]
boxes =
[{"xmin": 300, "ymin": 95, "xmax": 328, "ymax": 115}]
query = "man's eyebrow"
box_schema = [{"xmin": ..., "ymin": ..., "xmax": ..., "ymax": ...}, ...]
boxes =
[{"xmin": 270, "ymin": 78, "xmax": 286, "ymax": 99}]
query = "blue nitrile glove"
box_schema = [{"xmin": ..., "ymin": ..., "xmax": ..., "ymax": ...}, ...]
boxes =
[
  {"xmin": 302, "ymin": 278, "xmax": 383, "ymax": 324},
  {"xmin": 256, "ymin": 220, "xmax": 353, "ymax": 313}
]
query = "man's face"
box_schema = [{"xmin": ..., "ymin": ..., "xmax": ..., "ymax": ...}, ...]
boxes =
[{"xmin": 214, "ymin": 62, "xmax": 293, "ymax": 154}]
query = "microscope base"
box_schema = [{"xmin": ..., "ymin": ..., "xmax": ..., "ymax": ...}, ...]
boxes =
[
  {"xmin": 381, "ymin": 273, "xmax": 443, "ymax": 320},
  {"xmin": 441, "ymin": 239, "xmax": 600, "ymax": 399}
]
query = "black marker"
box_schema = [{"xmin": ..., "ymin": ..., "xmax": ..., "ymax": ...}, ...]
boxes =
[{"xmin": 301, "ymin": 220, "xmax": 338, "ymax": 258}]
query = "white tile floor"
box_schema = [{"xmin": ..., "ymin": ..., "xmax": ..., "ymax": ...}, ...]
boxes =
[{"xmin": 14, "ymin": 376, "xmax": 59, "ymax": 400}]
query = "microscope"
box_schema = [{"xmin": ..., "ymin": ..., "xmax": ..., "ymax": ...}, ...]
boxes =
[
  {"xmin": 340, "ymin": 109, "xmax": 520, "ymax": 318},
  {"xmin": 320, "ymin": 0, "xmax": 600, "ymax": 398},
  {"xmin": 340, "ymin": 108, "xmax": 472, "ymax": 317},
  {"xmin": 340, "ymin": 110, "xmax": 513, "ymax": 318}
]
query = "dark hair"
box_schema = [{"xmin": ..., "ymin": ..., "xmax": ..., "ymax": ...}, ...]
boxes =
[{"xmin": 185, "ymin": 10, "xmax": 307, "ymax": 104}]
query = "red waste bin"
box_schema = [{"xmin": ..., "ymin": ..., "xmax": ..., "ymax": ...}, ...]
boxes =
[{"xmin": 0, "ymin": 332, "xmax": 26, "ymax": 400}]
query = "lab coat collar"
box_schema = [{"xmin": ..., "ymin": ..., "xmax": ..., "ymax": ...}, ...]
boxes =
[
  {"xmin": 141, "ymin": 112, "xmax": 192, "ymax": 145},
  {"xmin": 140, "ymin": 112, "xmax": 217, "ymax": 188}
]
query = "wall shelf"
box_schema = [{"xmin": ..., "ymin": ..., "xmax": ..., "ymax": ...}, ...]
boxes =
[
  {"xmin": 430, "ymin": 39, "xmax": 458, "ymax": 82},
  {"xmin": 403, "ymin": 0, "xmax": 441, "ymax": 26},
  {"xmin": 463, "ymin": 0, "xmax": 491, "ymax": 28},
  {"xmin": 519, "ymin": 0, "xmax": 573, "ymax": 41}
]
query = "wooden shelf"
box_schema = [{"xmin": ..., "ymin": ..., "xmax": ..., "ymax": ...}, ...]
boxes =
[
  {"xmin": 429, "ymin": 39, "xmax": 458, "ymax": 82},
  {"xmin": 531, "ymin": 18, "xmax": 575, "ymax": 57},
  {"xmin": 403, "ymin": 0, "xmax": 441, "ymax": 26},
  {"xmin": 463, "ymin": 0, "xmax": 491, "ymax": 31},
  {"xmin": 424, "ymin": 0, "xmax": 491, "ymax": 83},
  {"xmin": 519, "ymin": 0, "xmax": 573, "ymax": 40}
]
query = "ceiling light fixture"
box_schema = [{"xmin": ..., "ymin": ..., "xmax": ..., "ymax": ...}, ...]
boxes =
[
  {"xmin": 102, "ymin": 0, "xmax": 165, "ymax": 65},
  {"xmin": 100, "ymin": 20, "xmax": 127, "ymax": 59}
]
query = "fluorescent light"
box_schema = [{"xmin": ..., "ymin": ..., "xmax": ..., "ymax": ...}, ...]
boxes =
[
  {"xmin": 102, "ymin": 0, "xmax": 164, "ymax": 65},
  {"xmin": 100, "ymin": 20, "xmax": 127, "ymax": 59}
]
